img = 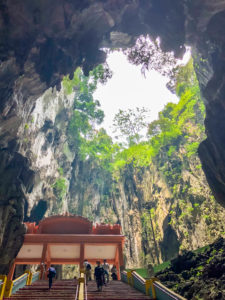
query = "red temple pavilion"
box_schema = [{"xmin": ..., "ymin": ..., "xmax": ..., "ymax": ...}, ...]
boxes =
[{"xmin": 8, "ymin": 215, "xmax": 125, "ymax": 280}]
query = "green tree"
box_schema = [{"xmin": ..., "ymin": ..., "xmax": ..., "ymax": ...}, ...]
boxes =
[
  {"xmin": 113, "ymin": 107, "xmax": 150, "ymax": 145},
  {"xmin": 80, "ymin": 128, "xmax": 119, "ymax": 171},
  {"xmin": 66, "ymin": 66, "xmax": 108, "ymax": 151}
]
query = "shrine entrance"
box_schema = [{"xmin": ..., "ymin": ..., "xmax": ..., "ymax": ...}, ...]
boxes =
[{"xmin": 9, "ymin": 215, "xmax": 124, "ymax": 280}]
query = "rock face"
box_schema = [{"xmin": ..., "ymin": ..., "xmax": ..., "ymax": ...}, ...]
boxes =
[
  {"xmin": 1, "ymin": 0, "xmax": 225, "ymax": 273},
  {"xmin": 67, "ymin": 154, "xmax": 225, "ymax": 269},
  {"xmin": 0, "ymin": 86, "xmax": 75, "ymax": 273},
  {"xmin": 156, "ymin": 237, "xmax": 225, "ymax": 299}
]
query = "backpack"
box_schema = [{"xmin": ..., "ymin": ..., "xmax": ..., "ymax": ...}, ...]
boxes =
[
  {"xmin": 48, "ymin": 267, "xmax": 56, "ymax": 278},
  {"xmin": 86, "ymin": 263, "xmax": 91, "ymax": 270}
]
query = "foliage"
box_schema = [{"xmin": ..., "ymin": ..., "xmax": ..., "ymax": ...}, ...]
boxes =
[
  {"xmin": 105, "ymin": 59, "xmax": 207, "ymax": 222},
  {"xmin": 113, "ymin": 143, "xmax": 153, "ymax": 174},
  {"xmin": 108, "ymin": 59, "xmax": 205, "ymax": 178},
  {"xmin": 113, "ymin": 107, "xmax": 150, "ymax": 145},
  {"xmin": 80, "ymin": 128, "xmax": 119, "ymax": 171},
  {"xmin": 185, "ymin": 142, "xmax": 200, "ymax": 158},
  {"xmin": 66, "ymin": 66, "xmax": 107, "ymax": 151},
  {"xmin": 124, "ymin": 35, "xmax": 179, "ymax": 91},
  {"xmin": 53, "ymin": 177, "xmax": 67, "ymax": 200},
  {"xmin": 148, "ymin": 60, "xmax": 204, "ymax": 166},
  {"xmin": 63, "ymin": 64, "xmax": 112, "ymax": 95},
  {"xmin": 63, "ymin": 67, "xmax": 82, "ymax": 95},
  {"xmin": 153, "ymin": 261, "xmax": 171, "ymax": 273},
  {"xmin": 141, "ymin": 210, "xmax": 160, "ymax": 265},
  {"xmin": 58, "ymin": 167, "xmax": 64, "ymax": 176}
]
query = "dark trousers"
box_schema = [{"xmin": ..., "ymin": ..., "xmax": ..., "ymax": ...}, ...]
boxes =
[
  {"xmin": 49, "ymin": 276, "xmax": 53, "ymax": 289},
  {"xmin": 96, "ymin": 277, "xmax": 103, "ymax": 290}
]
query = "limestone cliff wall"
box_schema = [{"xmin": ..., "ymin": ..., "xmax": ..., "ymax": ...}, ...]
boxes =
[
  {"xmin": 67, "ymin": 152, "xmax": 225, "ymax": 268},
  {"xmin": 1, "ymin": 81, "xmax": 225, "ymax": 273},
  {"xmin": 0, "ymin": 87, "xmax": 75, "ymax": 273},
  {"xmin": 1, "ymin": 0, "xmax": 225, "ymax": 209}
]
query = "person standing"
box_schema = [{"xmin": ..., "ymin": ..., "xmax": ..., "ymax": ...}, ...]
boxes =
[
  {"xmin": 47, "ymin": 266, "xmax": 56, "ymax": 290},
  {"xmin": 83, "ymin": 259, "xmax": 92, "ymax": 282},
  {"xmin": 102, "ymin": 259, "xmax": 110, "ymax": 284},
  {"xmin": 94, "ymin": 261, "xmax": 104, "ymax": 292},
  {"xmin": 111, "ymin": 264, "xmax": 118, "ymax": 280}
]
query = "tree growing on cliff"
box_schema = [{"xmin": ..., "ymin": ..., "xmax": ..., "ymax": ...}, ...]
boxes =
[
  {"xmin": 80, "ymin": 128, "xmax": 119, "ymax": 171},
  {"xmin": 66, "ymin": 65, "xmax": 109, "ymax": 152},
  {"xmin": 113, "ymin": 107, "xmax": 150, "ymax": 145}
]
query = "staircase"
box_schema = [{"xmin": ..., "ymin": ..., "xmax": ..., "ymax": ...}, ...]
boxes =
[
  {"xmin": 5, "ymin": 279, "xmax": 153, "ymax": 300},
  {"xmin": 87, "ymin": 280, "xmax": 152, "ymax": 299},
  {"xmin": 4, "ymin": 279, "xmax": 77, "ymax": 300}
]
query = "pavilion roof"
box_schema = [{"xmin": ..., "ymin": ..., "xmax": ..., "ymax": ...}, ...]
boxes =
[{"xmin": 24, "ymin": 214, "xmax": 122, "ymax": 235}]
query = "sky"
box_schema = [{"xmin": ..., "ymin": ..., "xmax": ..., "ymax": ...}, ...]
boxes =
[{"xmin": 93, "ymin": 51, "xmax": 185, "ymax": 141}]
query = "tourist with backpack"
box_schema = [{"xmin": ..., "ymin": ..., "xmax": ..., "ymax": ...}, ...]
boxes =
[
  {"xmin": 94, "ymin": 261, "xmax": 104, "ymax": 291},
  {"xmin": 47, "ymin": 266, "xmax": 56, "ymax": 290},
  {"xmin": 83, "ymin": 259, "xmax": 92, "ymax": 282}
]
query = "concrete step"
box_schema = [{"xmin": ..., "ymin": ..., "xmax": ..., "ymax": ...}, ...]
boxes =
[
  {"xmin": 87, "ymin": 280, "xmax": 152, "ymax": 300},
  {"xmin": 4, "ymin": 279, "xmax": 77, "ymax": 300}
]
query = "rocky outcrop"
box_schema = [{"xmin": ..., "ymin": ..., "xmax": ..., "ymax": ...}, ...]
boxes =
[
  {"xmin": 0, "ymin": 150, "xmax": 30, "ymax": 273},
  {"xmin": 156, "ymin": 237, "xmax": 225, "ymax": 299}
]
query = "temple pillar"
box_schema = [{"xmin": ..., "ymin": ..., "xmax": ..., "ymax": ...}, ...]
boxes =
[
  {"xmin": 115, "ymin": 260, "xmax": 120, "ymax": 280},
  {"xmin": 40, "ymin": 243, "xmax": 48, "ymax": 279},
  {"xmin": 45, "ymin": 261, "xmax": 51, "ymax": 280},
  {"xmin": 115, "ymin": 245, "xmax": 120, "ymax": 280},
  {"xmin": 79, "ymin": 243, "xmax": 84, "ymax": 270},
  {"xmin": 40, "ymin": 263, "xmax": 45, "ymax": 280},
  {"xmin": 118, "ymin": 243, "xmax": 124, "ymax": 268},
  {"xmin": 7, "ymin": 260, "xmax": 16, "ymax": 280}
]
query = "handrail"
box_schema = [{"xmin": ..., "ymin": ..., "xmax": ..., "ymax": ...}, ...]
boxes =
[
  {"xmin": 75, "ymin": 283, "xmax": 79, "ymax": 300},
  {"xmin": 121, "ymin": 270, "xmax": 187, "ymax": 300},
  {"xmin": 132, "ymin": 271, "xmax": 145, "ymax": 283},
  {"xmin": 4, "ymin": 272, "xmax": 28, "ymax": 298},
  {"xmin": 3, "ymin": 270, "xmax": 40, "ymax": 298},
  {"xmin": 25, "ymin": 270, "xmax": 32, "ymax": 285},
  {"xmin": 78, "ymin": 273, "xmax": 85, "ymax": 300},
  {"xmin": 31, "ymin": 271, "xmax": 40, "ymax": 284},
  {"xmin": 154, "ymin": 281, "xmax": 186, "ymax": 300},
  {"xmin": 0, "ymin": 275, "xmax": 7, "ymax": 300},
  {"xmin": 75, "ymin": 271, "xmax": 87, "ymax": 300},
  {"xmin": 12, "ymin": 272, "xmax": 28, "ymax": 295}
]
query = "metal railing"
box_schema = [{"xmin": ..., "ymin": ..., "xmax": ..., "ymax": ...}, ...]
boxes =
[
  {"xmin": 75, "ymin": 271, "xmax": 87, "ymax": 300},
  {"xmin": 4, "ymin": 272, "xmax": 28, "ymax": 297},
  {"xmin": 31, "ymin": 271, "xmax": 40, "ymax": 284},
  {"xmin": 2, "ymin": 270, "xmax": 40, "ymax": 298},
  {"xmin": 121, "ymin": 270, "xmax": 186, "ymax": 300},
  {"xmin": 0, "ymin": 276, "xmax": 7, "ymax": 300},
  {"xmin": 153, "ymin": 281, "xmax": 186, "ymax": 300},
  {"xmin": 11, "ymin": 273, "xmax": 28, "ymax": 295}
]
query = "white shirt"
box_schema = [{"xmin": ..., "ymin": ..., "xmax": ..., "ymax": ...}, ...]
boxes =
[{"xmin": 102, "ymin": 262, "xmax": 110, "ymax": 272}]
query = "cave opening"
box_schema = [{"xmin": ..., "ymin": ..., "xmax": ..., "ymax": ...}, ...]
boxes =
[{"xmin": 1, "ymin": 3, "xmax": 225, "ymax": 298}]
